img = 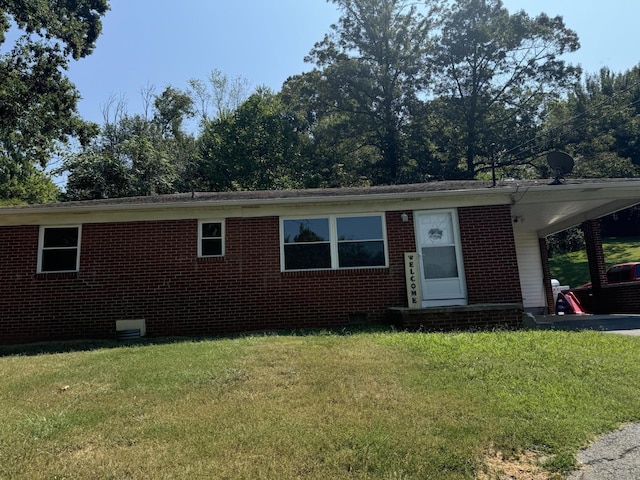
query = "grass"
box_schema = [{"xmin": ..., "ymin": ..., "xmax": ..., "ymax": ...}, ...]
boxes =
[
  {"xmin": 549, "ymin": 236, "xmax": 640, "ymax": 287},
  {"xmin": 3, "ymin": 330, "xmax": 640, "ymax": 479}
]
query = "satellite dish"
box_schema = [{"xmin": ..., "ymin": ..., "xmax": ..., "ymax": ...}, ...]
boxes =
[{"xmin": 547, "ymin": 151, "xmax": 574, "ymax": 185}]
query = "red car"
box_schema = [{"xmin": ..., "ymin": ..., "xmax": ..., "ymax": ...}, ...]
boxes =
[
  {"xmin": 605, "ymin": 262, "xmax": 640, "ymax": 284},
  {"xmin": 578, "ymin": 262, "xmax": 640, "ymax": 288}
]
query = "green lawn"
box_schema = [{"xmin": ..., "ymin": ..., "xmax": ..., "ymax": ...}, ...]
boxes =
[
  {"xmin": 2, "ymin": 330, "xmax": 640, "ymax": 479},
  {"xmin": 549, "ymin": 236, "xmax": 640, "ymax": 288}
]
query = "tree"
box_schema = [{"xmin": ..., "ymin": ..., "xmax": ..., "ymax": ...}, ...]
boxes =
[
  {"xmin": 544, "ymin": 66, "xmax": 640, "ymax": 176},
  {"xmin": 305, "ymin": 0, "xmax": 439, "ymax": 184},
  {"xmin": 280, "ymin": 71, "xmax": 377, "ymax": 188},
  {"xmin": 0, "ymin": 0, "xmax": 109, "ymax": 203},
  {"xmin": 188, "ymin": 69, "xmax": 250, "ymax": 124},
  {"xmin": 0, "ymin": 162, "xmax": 59, "ymax": 205},
  {"xmin": 62, "ymin": 86, "xmax": 196, "ymax": 200},
  {"xmin": 197, "ymin": 88, "xmax": 306, "ymax": 191},
  {"xmin": 432, "ymin": 0, "xmax": 580, "ymax": 177}
]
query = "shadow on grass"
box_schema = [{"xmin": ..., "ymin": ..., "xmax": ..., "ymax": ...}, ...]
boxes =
[
  {"xmin": 0, "ymin": 324, "xmax": 396, "ymax": 358},
  {"xmin": 527, "ymin": 315, "xmax": 640, "ymax": 334}
]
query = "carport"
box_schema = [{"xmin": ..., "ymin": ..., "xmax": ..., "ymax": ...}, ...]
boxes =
[{"xmin": 508, "ymin": 179, "xmax": 640, "ymax": 314}]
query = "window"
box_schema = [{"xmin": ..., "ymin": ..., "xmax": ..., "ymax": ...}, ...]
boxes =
[
  {"xmin": 282, "ymin": 215, "xmax": 387, "ymax": 271},
  {"xmin": 282, "ymin": 218, "xmax": 331, "ymax": 270},
  {"xmin": 38, "ymin": 226, "xmax": 81, "ymax": 273},
  {"xmin": 199, "ymin": 221, "xmax": 224, "ymax": 257},
  {"xmin": 607, "ymin": 265, "xmax": 627, "ymax": 283}
]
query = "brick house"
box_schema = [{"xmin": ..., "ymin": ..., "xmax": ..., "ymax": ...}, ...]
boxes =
[{"xmin": 1, "ymin": 179, "xmax": 639, "ymax": 345}]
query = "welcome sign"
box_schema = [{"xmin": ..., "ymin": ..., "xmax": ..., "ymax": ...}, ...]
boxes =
[{"xmin": 404, "ymin": 252, "xmax": 421, "ymax": 309}]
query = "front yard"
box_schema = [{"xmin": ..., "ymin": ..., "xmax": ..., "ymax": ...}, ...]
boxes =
[{"xmin": 2, "ymin": 329, "xmax": 640, "ymax": 479}]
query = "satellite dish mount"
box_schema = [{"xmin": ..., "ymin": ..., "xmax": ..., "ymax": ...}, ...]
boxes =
[{"xmin": 547, "ymin": 151, "xmax": 574, "ymax": 185}]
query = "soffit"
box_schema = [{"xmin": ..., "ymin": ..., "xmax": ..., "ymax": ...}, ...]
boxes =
[{"xmin": 510, "ymin": 182, "xmax": 640, "ymax": 237}]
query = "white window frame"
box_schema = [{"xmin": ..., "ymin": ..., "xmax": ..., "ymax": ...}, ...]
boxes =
[
  {"xmin": 198, "ymin": 220, "xmax": 225, "ymax": 257},
  {"xmin": 37, "ymin": 225, "xmax": 82, "ymax": 273},
  {"xmin": 280, "ymin": 213, "xmax": 388, "ymax": 272}
]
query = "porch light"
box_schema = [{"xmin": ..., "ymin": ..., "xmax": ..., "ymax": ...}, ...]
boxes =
[{"xmin": 401, "ymin": 212, "xmax": 409, "ymax": 222}]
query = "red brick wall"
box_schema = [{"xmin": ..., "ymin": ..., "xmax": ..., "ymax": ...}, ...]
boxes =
[
  {"xmin": 0, "ymin": 206, "xmax": 523, "ymax": 345},
  {"xmin": 582, "ymin": 220, "xmax": 608, "ymax": 290},
  {"xmin": 572, "ymin": 283, "xmax": 640, "ymax": 314},
  {"xmin": 0, "ymin": 212, "xmax": 414, "ymax": 344},
  {"xmin": 458, "ymin": 205, "xmax": 522, "ymax": 304}
]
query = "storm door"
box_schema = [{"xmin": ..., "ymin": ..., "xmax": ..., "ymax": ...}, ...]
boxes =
[{"xmin": 415, "ymin": 209, "xmax": 467, "ymax": 307}]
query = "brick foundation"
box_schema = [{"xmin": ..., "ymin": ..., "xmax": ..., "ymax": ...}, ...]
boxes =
[{"xmin": 387, "ymin": 304, "xmax": 524, "ymax": 331}]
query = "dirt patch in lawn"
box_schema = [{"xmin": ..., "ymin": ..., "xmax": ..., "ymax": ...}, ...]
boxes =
[{"xmin": 477, "ymin": 449, "xmax": 555, "ymax": 480}]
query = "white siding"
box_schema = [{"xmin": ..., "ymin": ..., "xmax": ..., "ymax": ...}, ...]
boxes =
[{"xmin": 514, "ymin": 230, "xmax": 547, "ymax": 312}]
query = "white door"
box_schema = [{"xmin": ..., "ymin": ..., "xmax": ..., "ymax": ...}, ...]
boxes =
[{"xmin": 416, "ymin": 210, "xmax": 467, "ymax": 307}]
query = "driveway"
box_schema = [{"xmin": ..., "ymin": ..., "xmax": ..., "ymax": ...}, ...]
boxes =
[{"xmin": 567, "ymin": 423, "xmax": 640, "ymax": 480}]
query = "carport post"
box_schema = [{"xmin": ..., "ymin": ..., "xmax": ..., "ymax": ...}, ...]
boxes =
[{"xmin": 581, "ymin": 219, "xmax": 607, "ymax": 291}]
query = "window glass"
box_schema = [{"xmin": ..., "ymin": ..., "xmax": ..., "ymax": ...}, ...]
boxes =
[
  {"xmin": 42, "ymin": 249, "xmax": 78, "ymax": 272},
  {"xmin": 338, "ymin": 241, "xmax": 385, "ymax": 268},
  {"xmin": 40, "ymin": 226, "xmax": 80, "ymax": 272},
  {"xmin": 43, "ymin": 227, "xmax": 79, "ymax": 248},
  {"xmin": 607, "ymin": 265, "xmax": 624, "ymax": 283},
  {"xmin": 336, "ymin": 216, "xmax": 383, "ymax": 241},
  {"xmin": 283, "ymin": 219, "xmax": 329, "ymax": 243},
  {"xmin": 202, "ymin": 222, "xmax": 221, "ymax": 238},
  {"xmin": 422, "ymin": 245, "xmax": 458, "ymax": 279},
  {"xmin": 282, "ymin": 215, "xmax": 386, "ymax": 271},
  {"xmin": 200, "ymin": 221, "xmax": 223, "ymax": 257},
  {"xmin": 202, "ymin": 238, "xmax": 223, "ymax": 257},
  {"xmin": 284, "ymin": 243, "xmax": 331, "ymax": 270}
]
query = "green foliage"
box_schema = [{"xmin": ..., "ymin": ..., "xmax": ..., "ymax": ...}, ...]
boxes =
[
  {"xmin": 546, "ymin": 67, "xmax": 640, "ymax": 173},
  {"xmin": 549, "ymin": 236, "xmax": 640, "ymax": 287},
  {"xmin": 188, "ymin": 69, "xmax": 251, "ymax": 124},
  {"xmin": 280, "ymin": 71, "xmax": 375, "ymax": 187},
  {"xmin": 61, "ymin": 86, "xmax": 196, "ymax": 199},
  {"xmin": 432, "ymin": 0, "xmax": 581, "ymax": 176},
  {"xmin": 276, "ymin": 0, "xmax": 583, "ymax": 184},
  {"xmin": 197, "ymin": 88, "xmax": 307, "ymax": 191},
  {"xmin": 0, "ymin": 163, "xmax": 59, "ymax": 204},
  {"xmin": 0, "ymin": 0, "xmax": 108, "ymax": 203},
  {"xmin": 304, "ymin": 0, "xmax": 439, "ymax": 184},
  {"xmin": 46, "ymin": 2, "xmax": 640, "ymax": 196},
  {"xmin": 1, "ymin": 0, "xmax": 109, "ymax": 60},
  {"xmin": 573, "ymin": 152, "xmax": 640, "ymax": 178},
  {"xmin": 546, "ymin": 227, "xmax": 585, "ymax": 257}
]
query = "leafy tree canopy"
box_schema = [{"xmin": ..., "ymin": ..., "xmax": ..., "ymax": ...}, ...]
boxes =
[
  {"xmin": 62, "ymin": 86, "xmax": 195, "ymax": 200},
  {"xmin": 545, "ymin": 66, "xmax": 640, "ymax": 172},
  {"xmin": 197, "ymin": 88, "xmax": 307, "ymax": 191},
  {"xmin": 305, "ymin": 0, "xmax": 439, "ymax": 184},
  {"xmin": 0, "ymin": 0, "xmax": 109, "ymax": 203},
  {"xmin": 432, "ymin": 0, "xmax": 581, "ymax": 176}
]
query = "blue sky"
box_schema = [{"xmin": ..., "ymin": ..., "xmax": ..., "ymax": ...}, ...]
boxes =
[{"xmin": 66, "ymin": 0, "xmax": 640, "ymax": 126}]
